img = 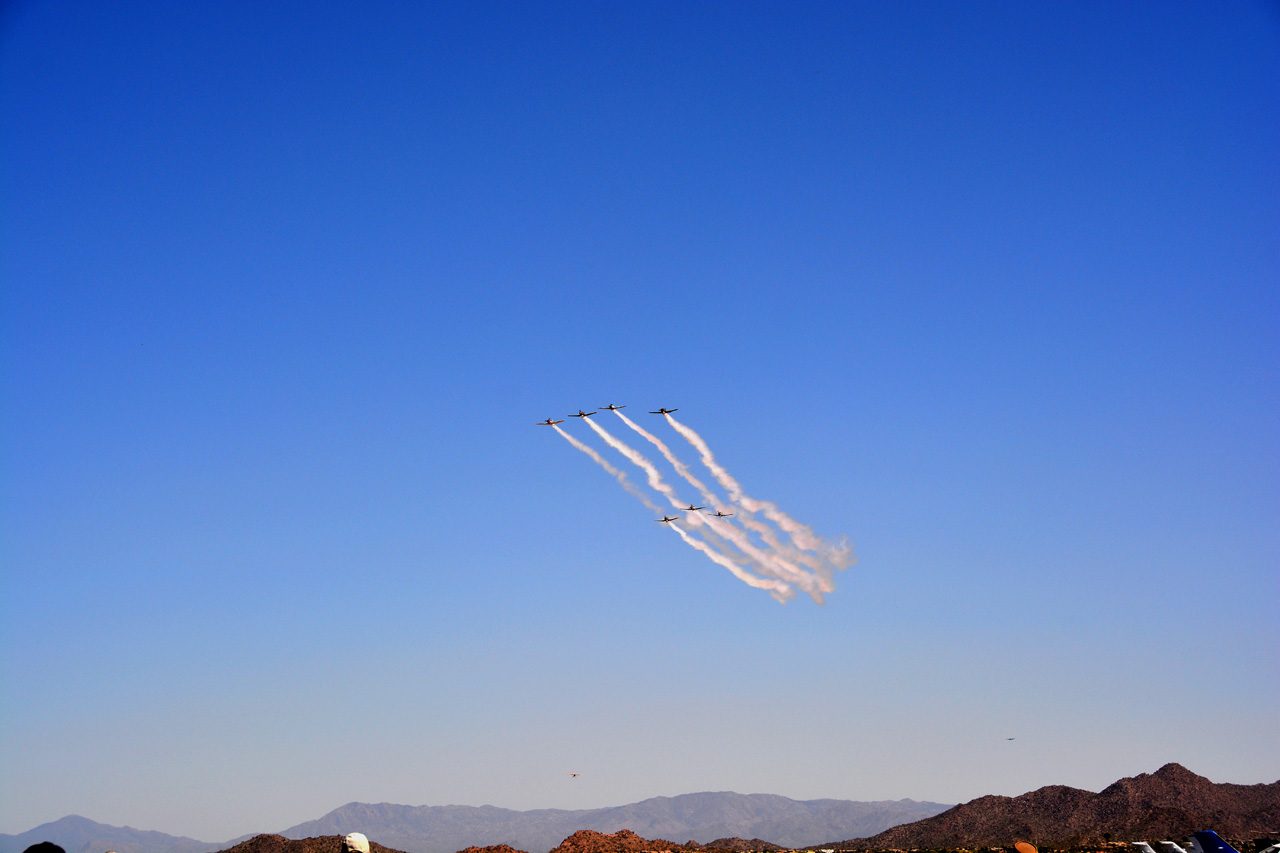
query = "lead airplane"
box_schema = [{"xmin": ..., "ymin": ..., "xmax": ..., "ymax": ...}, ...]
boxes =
[
  {"xmin": 681, "ymin": 504, "xmax": 704, "ymax": 512},
  {"xmin": 598, "ymin": 403, "xmax": 626, "ymax": 411},
  {"xmin": 707, "ymin": 510, "xmax": 733, "ymax": 517},
  {"xmin": 537, "ymin": 418, "xmax": 564, "ymax": 426},
  {"xmin": 649, "ymin": 407, "xmax": 678, "ymax": 414},
  {"xmin": 569, "ymin": 410, "xmax": 596, "ymax": 418},
  {"xmin": 656, "ymin": 516, "xmax": 680, "ymax": 524}
]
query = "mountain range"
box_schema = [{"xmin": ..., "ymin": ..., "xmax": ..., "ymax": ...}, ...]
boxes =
[
  {"xmin": 0, "ymin": 794, "xmax": 947, "ymax": 853},
  {"xmin": 7, "ymin": 765, "xmax": 1276, "ymax": 853}
]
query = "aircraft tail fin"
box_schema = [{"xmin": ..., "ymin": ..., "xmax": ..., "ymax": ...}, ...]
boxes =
[
  {"xmin": 1192, "ymin": 832, "xmax": 1240, "ymax": 853},
  {"xmin": 1134, "ymin": 843, "xmax": 1159, "ymax": 853},
  {"xmin": 1159, "ymin": 842, "xmax": 1189, "ymax": 853}
]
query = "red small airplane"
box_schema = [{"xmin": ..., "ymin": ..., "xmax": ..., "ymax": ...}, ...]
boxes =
[{"xmin": 537, "ymin": 418, "xmax": 564, "ymax": 426}]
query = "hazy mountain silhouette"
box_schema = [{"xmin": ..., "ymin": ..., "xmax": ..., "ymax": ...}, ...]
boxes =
[
  {"xmin": 0, "ymin": 795, "xmax": 947, "ymax": 853},
  {"xmin": 0, "ymin": 815, "xmax": 226, "ymax": 853},
  {"xmin": 278, "ymin": 793, "xmax": 950, "ymax": 853}
]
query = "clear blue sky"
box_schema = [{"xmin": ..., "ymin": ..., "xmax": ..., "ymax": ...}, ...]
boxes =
[{"xmin": 3, "ymin": 0, "xmax": 1277, "ymax": 842}]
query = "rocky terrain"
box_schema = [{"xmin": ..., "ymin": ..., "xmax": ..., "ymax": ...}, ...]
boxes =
[
  {"xmin": 216, "ymin": 837, "xmax": 407, "ymax": 853},
  {"xmin": 826, "ymin": 764, "xmax": 1280, "ymax": 850},
  {"xmin": 464, "ymin": 829, "xmax": 784, "ymax": 853}
]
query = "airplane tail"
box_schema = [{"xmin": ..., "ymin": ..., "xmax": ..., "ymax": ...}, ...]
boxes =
[
  {"xmin": 1134, "ymin": 843, "xmax": 1159, "ymax": 853},
  {"xmin": 1159, "ymin": 843, "xmax": 1189, "ymax": 853},
  {"xmin": 1192, "ymin": 832, "xmax": 1241, "ymax": 853}
]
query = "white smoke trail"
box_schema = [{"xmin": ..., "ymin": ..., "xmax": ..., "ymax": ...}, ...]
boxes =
[
  {"xmin": 613, "ymin": 411, "xmax": 723, "ymax": 509},
  {"xmin": 582, "ymin": 417, "xmax": 682, "ymax": 508},
  {"xmin": 665, "ymin": 413, "xmax": 855, "ymax": 571},
  {"xmin": 586, "ymin": 416, "xmax": 819, "ymax": 593},
  {"xmin": 613, "ymin": 410, "xmax": 824, "ymax": 582},
  {"xmin": 552, "ymin": 425, "xmax": 661, "ymax": 513},
  {"xmin": 668, "ymin": 522, "xmax": 794, "ymax": 602}
]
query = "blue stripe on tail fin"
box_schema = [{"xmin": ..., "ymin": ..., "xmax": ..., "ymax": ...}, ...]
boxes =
[{"xmin": 1192, "ymin": 832, "xmax": 1240, "ymax": 853}]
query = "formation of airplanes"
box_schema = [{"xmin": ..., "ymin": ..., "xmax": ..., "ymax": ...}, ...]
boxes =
[
  {"xmin": 539, "ymin": 404, "xmax": 676, "ymax": 423},
  {"xmin": 544, "ymin": 405, "xmax": 740, "ymax": 526}
]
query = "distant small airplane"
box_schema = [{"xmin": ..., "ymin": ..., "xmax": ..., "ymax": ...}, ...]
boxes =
[
  {"xmin": 707, "ymin": 510, "xmax": 734, "ymax": 517},
  {"xmin": 569, "ymin": 410, "xmax": 596, "ymax": 418},
  {"xmin": 566, "ymin": 772, "xmax": 582, "ymax": 777},
  {"xmin": 598, "ymin": 404, "xmax": 626, "ymax": 411},
  {"xmin": 537, "ymin": 418, "xmax": 564, "ymax": 426},
  {"xmin": 681, "ymin": 504, "xmax": 704, "ymax": 511},
  {"xmin": 1005, "ymin": 737, "xmax": 1016, "ymax": 740},
  {"xmin": 656, "ymin": 516, "xmax": 680, "ymax": 524},
  {"xmin": 649, "ymin": 407, "xmax": 678, "ymax": 414}
]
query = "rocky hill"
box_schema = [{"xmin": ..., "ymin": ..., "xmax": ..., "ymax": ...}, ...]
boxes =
[
  {"xmin": 215, "ymin": 837, "xmax": 407, "ymax": 853},
  {"xmin": 827, "ymin": 764, "xmax": 1280, "ymax": 849},
  {"xmin": 454, "ymin": 831, "xmax": 781, "ymax": 853}
]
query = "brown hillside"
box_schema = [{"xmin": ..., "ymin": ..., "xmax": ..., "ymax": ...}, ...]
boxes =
[
  {"xmin": 705, "ymin": 840, "xmax": 785, "ymax": 852},
  {"xmin": 550, "ymin": 830, "xmax": 703, "ymax": 853},
  {"xmin": 831, "ymin": 764, "xmax": 1280, "ymax": 849},
  {"xmin": 217, "ymin": 836, "xmax": 409, "ymax": 853},
  {"xmin": 455, "ymin": 846, "xmax": 529, "ymax": 853}
]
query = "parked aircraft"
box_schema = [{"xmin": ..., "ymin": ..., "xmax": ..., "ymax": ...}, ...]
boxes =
[
  {"xmin": 656, "ymin": 516, "xmax": 680, "ymax": 524},
  {"xmin": 1193, "ymin": 831, "xmax": 1278, "ymax": 853},
  {"xmin": 649, "ymin": 408, "xmax": 678, "ymax": 414},
  {"xmin": 569, "ymin": 410, "xmax": 596, "ymax": 418},
  {"xmin": 537, "ymin": 418, "xmax": 564, "ymax": 426},
  {"xmin": 598, "ymin": 404, "xmax": 626, "ymax": 411},
  {"xmin": 1136, "ymin": 833, "xmax": 1274, "ymax": 853}
]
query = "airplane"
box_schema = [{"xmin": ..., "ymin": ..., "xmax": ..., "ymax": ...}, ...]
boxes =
[
  {"xmin": 598, "ymin": 404, "xmax": 626, "ymax": 411},
  {"xmin": 681, "ymin": 504, "xmax": 704, "ymax": 512},
  {"xmin": 537, "ymin": 418, "xmax": 565, "ymax": 426},
  {"xmin": 649, "ymin": 407, "xmax": 678, "ymax": 414},
  {"xmin": 1159, "ymin": 842, "xmax": 1203, "ymax": 853},
  {"xmin": 707, "ymin": 510, "xmax": 734, "ymax": 517},
  {"xmin": 1136, "ymin": 834, "xmax": 1273, "ymax": 853},
  {"xmin": 1192, "ymin": 832, "xmax": 1277, "ymax": 853},
  {"xmin": 566, "ymin": 772, "xmax": 582, "ymax": 777},
  {"xmin": 656, "ymin": 516, "xmax": 680, "ymax": 524},
  {"xmin": 569, "ymin": 410, "xmax": 596, "ymax": 418}
]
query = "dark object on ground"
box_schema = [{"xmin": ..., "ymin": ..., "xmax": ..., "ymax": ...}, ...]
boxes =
[
  {"xmin": 455, "ymin": 846, "xmax": 529, "ymax": 853},
  {"xmin": 826, "ymin": 763, "xmax": 1280, "ymax": 850},
  {"xmin": 24, "ymin": 844, "xmax": 67, "ymax": 853}
]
